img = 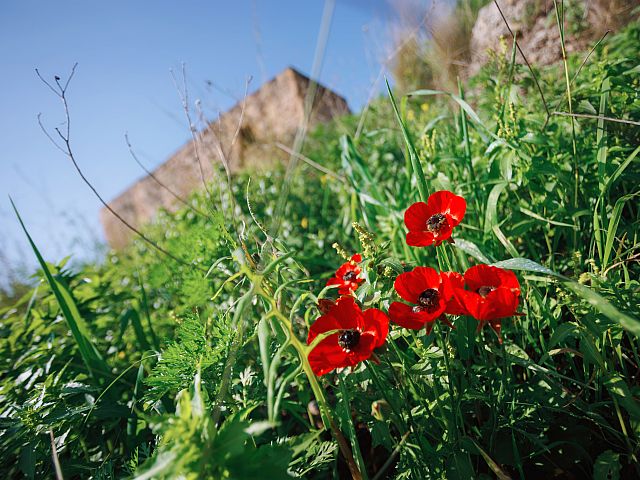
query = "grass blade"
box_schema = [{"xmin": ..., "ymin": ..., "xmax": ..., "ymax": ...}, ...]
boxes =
[
  {"xmin": 602, "ymin": 193, "xmax": 637, "ymax": 269},
  {"xmin": 492, "ymin": 257, "xmax": 640, "ymax": 337},
  {"xmin": 10, "ymin": 197, "xmax": 109, "ymax": 381},
  {"xmin": 386, "ymin": 79, "xmax": 429, "ymax": 202}
]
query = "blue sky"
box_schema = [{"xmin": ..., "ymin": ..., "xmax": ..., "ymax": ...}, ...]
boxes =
[{"xmin": 0, "ymin": 0, "xmax": 410, "ymax": 278}]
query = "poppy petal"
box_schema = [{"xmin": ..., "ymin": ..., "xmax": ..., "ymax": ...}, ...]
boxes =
[
  {"xmin": 362, "ymin": 308, "xmax": 390, "ymax": 348},
  {"xmin": 456, "ymin": 290, "xmax": 484, "ymax": 319},
  {"xmin": 348, "ymin": 334, "xmax": 377, "ymax": 363},
  {"xmin": 445, "ymin": 193, "xmax": 467, "ymax": 224},
  {"xmin": 394, "ymin": 266, "xmax": 440, "ymax": 303},
  {"xmin": 441, "ymin": 271, "xmax": 468, "ymax": 315},
  {"xmin": 329, "ymin": 297, "xmax": 362, "ymax": 329},
  {"xmin": 484, "ymin": 288, "xmax": 520, "ymax": 318},
  {"xmin": 338, "ymin": 284, "xmax": 356, "ymax": 295},
  {"xmin": 308, "ymin": 334, "xmax": 349, "ymax": 376},
  {"xmin": 463, "ymin": 265, "xmax": 502, "ymax": 291},
  {"xmin": 307, "ymin": 312, "xmax": 343, "ymax": 344},
  {"xmin": 404, "ymin": 202, "xmax": 432, "ymax": 231},
  {"xmin": 406, "ymin": 231, "xmax": 436, "ymax": 247},
  {"xmin": 308, "ymin": 297, "xmax": 361, "ymax": 344},
  {"xmin": 495, "ymin": 268, "xmax": 521, "ymax": 294},
  {"xmin": 389, "ymin": 301, "xmax": 441, "ymax": 330}
]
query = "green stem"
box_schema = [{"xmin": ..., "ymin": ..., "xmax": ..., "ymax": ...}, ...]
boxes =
[
  {"xmin": 264, "ymin": 293, "xmax": 363, "ymax": 480},
  {"xmin": 436, "ymin": 326, "xmax": 461, "ymax": 443},
  {"xmin": 553, "ymin": 0, "xmax": 580, "ymax": 246},
  {"xmin": 338, "ymin": 374, "xmax": 370, "ymax": 480}
]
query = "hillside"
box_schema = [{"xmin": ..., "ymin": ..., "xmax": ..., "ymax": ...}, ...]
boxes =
[{"xmin": 1, "ymin": 20, "xmax": 639, "ymax": 480}]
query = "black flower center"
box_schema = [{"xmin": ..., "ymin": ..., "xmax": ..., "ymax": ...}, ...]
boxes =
[
  {"xmin": 477, "ymin": 286, "xmax": 496, "ymax": 297},
  {"xmin": 338, "ymin": 329, "xmax": 360, "ymax": 350},
  {"xmin": 413, "ymin": 288, "xmax": 440, "ymax": 313},
  {"xmin": 343, "ymin": 271, "xmax": 358, "ymax": 282},
  {"xmin": 426, "ymin": 213, "xmax": 447, "ymax": 233}
]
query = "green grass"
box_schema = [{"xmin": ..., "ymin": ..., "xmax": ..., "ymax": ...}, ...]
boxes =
[{"xmin": 1, "ymin": 20, "xmax": 640, "ymax": 480}]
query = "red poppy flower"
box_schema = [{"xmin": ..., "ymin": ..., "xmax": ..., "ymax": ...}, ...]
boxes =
[
  {"xmin": 326, "ymin": 254, "xmax": 364, "ymax": 295},
  {"xmin": 307, "ymin": 296, "xmax": 389, "ymax": 376},
  {"xmin": 453, "ymin": 265, "xmax": 521, "ymax": 342},
  {"xmin": 388, "ymin": 267, "xmax": 462, "ymax": 332},
  {"xmin": 441, "ymin": 271, "xmax": 468, "ymax": 316},
  {"xmin": 404, "ymin": 191, "xmax": 466, "ymax": 247}
]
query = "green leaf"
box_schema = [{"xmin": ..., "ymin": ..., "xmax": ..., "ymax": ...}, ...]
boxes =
[
  {"xmin": 492, "ymin": 257, "xmax": 640, "ymax": 337},
  {"xmin": 547, "ymin": 323, "xmax": 579, "ymax": 351},
  {"xmin": 11, "ymin": 198, "xmax": 108, "ymax": 381},
  {"xmin": 604, "ymin": 375, "xmax": 640, "ymax": 421},
  {"xmin": 593, "ymin": 450, "xmax": 620, "ymax": 480},
  {"xmin": 453, "ymin": 239, "xmax": 494, "ymax": 264},
  {"xmin": 491, "ymin": 258, "xmax": 558, "ymax": 277},
  {"xmin": 603, "ymin": 193, "xmax": 638, "ymax": 268}
]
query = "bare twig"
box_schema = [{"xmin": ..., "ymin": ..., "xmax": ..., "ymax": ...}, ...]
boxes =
[
  {"xmin": 275, "ymin": 142, "xmax": 346, "ymax": 183},
  {"xmin": 548, "ymin": 30, "xmax": 611, "ymax": 121},
  {"xmin": 245, "ymin": 178, "xmax": 269, "ymax": 239},
  {"xmin": 493, "ymin": 0, "xmax": 550, "ymax": 118},
  {"xmin": 49, "ymin": 430, "xmax": 64, "ymax": 480},
  {"xmin": 602, "ymin": 252, "xmax": 640, "ymax": 278},
  {"xmin": 36, "ymin": 65, "xmax": 203, "ymax": 271},
  {"xmin": 552, "ymin": 111, "xmax": 640, "ymax": 127},
  {"xmin": 125, "ymin": 133, "xmax": 209, "ymax": 218},
  {"xmin": 572, "ymin": 30, "xmax": 610, "ymax": 85},
  {"xmin": 195, "ymin": 74, "xmax": 253, "ymax": 237},
  {"xmin": 170, "ymin": 64, "xmax": 214, "ymax": 200},
  {"xmin": 228, "ymin": 76, "xmax": 253, "ymax": 160},
  {"xmin": 371, "ymin": 431, "xmax": 410, "ymax": 480}
]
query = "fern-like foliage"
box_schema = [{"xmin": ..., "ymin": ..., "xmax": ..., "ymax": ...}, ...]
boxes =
[{"xmin": 144, "ymin": 313, "xmax": 234, "ymax": 407}]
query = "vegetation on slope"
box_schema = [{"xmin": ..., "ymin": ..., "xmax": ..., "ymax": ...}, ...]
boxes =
[{"xmin": 1, "ymin": 19, "xmax": 640, "ymax": 480}]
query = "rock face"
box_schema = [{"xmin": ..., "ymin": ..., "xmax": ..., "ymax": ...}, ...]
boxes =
[
  {"xmin": 100, "ymin": 68, "xmax": 350, "ymax": 249},
  {"xmin": 469, "ymin": 0, "xmax": 639, "ymax": 74}
]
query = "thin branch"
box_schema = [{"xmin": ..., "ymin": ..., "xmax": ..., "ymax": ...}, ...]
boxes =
[
  {"xmin": 170, "ymin": 64, "xmax": 214, "ymax": 200},
  {"xmin": 62, "ymin": 63, "xmax": 78, "ymax": 92},
  {"xmin": 35, "ymin": 68, "xmax": 63, "ymax": 97},
  {"xmin": 36, "ymin": 66, "xmax": 204, "ymax": 271},
  {"xmin": 245, "ymin": 178, "xmax": 269, "ymax": 239},
  {"xmin": 572, "ymin": 30, "xmax": 610, "ymax": 84},
  {"xmin": 228, "ymin": 76, "xmax": 253, "ymax": 158},
  {"xmin": 548, "ymin": 30, "xmax": 610, "ymax": 122},
  {"xmin": 49, "ymin": 430, "xmax": 64, "ymax": 480},
  {"xmin": 194, "ymin": 76, "xmax": 253, "ymax": 237},
  {"xmin": 371, "ymin": 431, "xmax": 411, "ymax": 480},
  {"xmin": 552, "ymin": 111, "xmax": 640, "ymax": 127},
  {"xmin": 37, "ymin": 113, "xmax": 66, "ymax": 154},
  {"xmin": 275, "ymin": 142, "xmax": 346, "ymax": 183},
  {"xmin": 125, "ymin": 133, "xmax": 210, "ymax": 218},
  {"xmin": 267, "ymin": 0, "xmax": 335, "ymax": 241},
  {"xmin": 602, "ymin": 252, "xmax": 640, "ymax": 278},
  {"xmin": 493, "ymin": 0, "xmax": 550, "ymax": 118}
]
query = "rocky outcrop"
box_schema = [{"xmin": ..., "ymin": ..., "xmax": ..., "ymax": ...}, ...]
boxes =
[
  {"xmin": 100, "ymin": 68, "xmax": 350, "ymax": 249},
  {"xmin": 469, "ymin": 0, "xmax": 639, "ymax": 74}
]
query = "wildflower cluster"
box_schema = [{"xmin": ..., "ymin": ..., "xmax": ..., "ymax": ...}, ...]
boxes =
[{"xmin": 307, "ymin": 190, "xmax": 522, "ymax": 376}]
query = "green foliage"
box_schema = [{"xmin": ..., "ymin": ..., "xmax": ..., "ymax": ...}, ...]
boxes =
[
  {"xmin": 143, "ymin": 313, "xmax": 234, "ymax": 406},
  {"xmin": 135, "ymin": 376, "xmax": 292, "ymax": 480},
  {"xmin": 2, "ymin": 19, "xmax": 640, "ymax": 480}
]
